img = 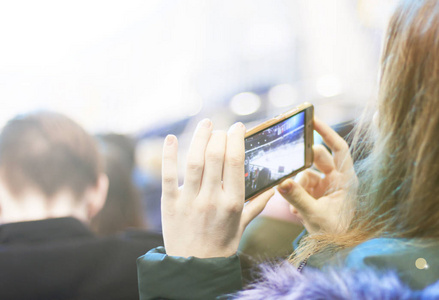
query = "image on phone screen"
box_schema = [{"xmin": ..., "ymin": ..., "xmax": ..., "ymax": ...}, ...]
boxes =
[{"xmin": 244, "ymin": 111, "xmax": 305, "ymax": 199}]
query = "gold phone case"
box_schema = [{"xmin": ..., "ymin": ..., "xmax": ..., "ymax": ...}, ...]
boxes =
[{"xmin": 244, "ymin": 103, "xmax": 314, "ymax": 201}]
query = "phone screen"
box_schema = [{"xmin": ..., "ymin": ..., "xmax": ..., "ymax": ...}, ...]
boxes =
[{"xmin": 244, "ymin": 111, "xmax": 305, "ymax": 199}]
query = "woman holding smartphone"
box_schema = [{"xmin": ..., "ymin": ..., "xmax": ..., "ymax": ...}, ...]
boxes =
[{"xmin": 138, "ymin": 0, "xmax": 439, "ymax": 298}]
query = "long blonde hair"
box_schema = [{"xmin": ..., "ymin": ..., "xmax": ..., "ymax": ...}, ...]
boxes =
[{"xmin": 292, "ymin": 0, "xmax": 439, "ymax": 265}]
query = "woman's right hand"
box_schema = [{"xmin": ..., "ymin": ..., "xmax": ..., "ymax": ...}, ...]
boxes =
[
  {"xmin": 161, "ymin": 119, "xmax": 274, "ymax": 259},
  {"xmin": 278, "ymin": 118, "xmax": 356, "ymax": 234}
]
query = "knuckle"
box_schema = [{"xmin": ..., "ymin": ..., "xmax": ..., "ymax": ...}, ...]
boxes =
[
  {"xmin": 227, "ymin": 153, "xmax": 244, "ymax": 168},
  {"xmin": 205, "ymin": 150, "xmax": 223, "ymax": 164},
  {"xmin": 337, "ymin": 140, "xmax": 349, "ymax": 152},
  {"xmin": 303, "ymin": 169, "xmax": 313, "ymax": 177},
  {"xmin": 314, "ymin": 144, "xmax": 326, "ymax": 151},
  {"xmin": 225, "ymin": 201, "xmax": 242, "ymax": 214},
  {"xmin": 162, "ymin": 175, "xmax": 176, "ymax": 185},
  {"xmin": 187, "ymin": 160, "xmax": 204, "ymax": 173},
  {"xmin": 313, "ymin": 145, "xmax": 326, "ymax": 157}
]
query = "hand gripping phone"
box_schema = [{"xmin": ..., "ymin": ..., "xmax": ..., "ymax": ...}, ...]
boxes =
[{"xmin": 244, "ymin": 103, "xmax": 314, "ymax": 200}]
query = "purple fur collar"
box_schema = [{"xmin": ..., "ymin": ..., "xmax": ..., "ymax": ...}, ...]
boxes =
[{"xmin": 233, "ymin": 262, "xmax": 439, "ymax": 299}]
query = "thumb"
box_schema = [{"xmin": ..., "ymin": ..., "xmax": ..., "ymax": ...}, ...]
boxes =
[{"xmin": 278, "ymin": 179, "xmax": 316, "ymax": 215}]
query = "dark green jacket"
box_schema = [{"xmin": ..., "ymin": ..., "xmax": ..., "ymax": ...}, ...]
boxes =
[
  {"xmin": 137, "ymin": 247, "xmax": 242, "ymax": 300},
  {"xmin": 137, "ymin": 239, "xmax": 439, "ymax": 299}
]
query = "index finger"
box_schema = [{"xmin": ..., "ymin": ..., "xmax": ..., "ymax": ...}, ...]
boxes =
[
  {"xmin": 222, "ymin": 122, "xmax": 246, "ymax": 199},
  {"xmin": 314, "ymin": 117, "xmax": 353, "ymax": 173},
  {"xmin": 278, "ymin": 178, "xmax": 316, "ymax": 216}
]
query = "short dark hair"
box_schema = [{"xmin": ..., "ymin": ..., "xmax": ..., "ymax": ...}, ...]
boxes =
[{"xmin": 0, "ymin": 111, "xmax": 102, "ymax": 200}]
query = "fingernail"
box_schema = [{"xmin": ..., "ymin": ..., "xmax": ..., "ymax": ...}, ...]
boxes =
[
  {"xmin": 200, "ymin": 118, "xmax": 211, "ymax": 128},
  {"xmin": 230, "ymin": 122, "xmax": 245, "ymax": 131},
  {"xmin": 278, "ymin": 180, "xmax": 292, "ymax": 194},
  {"xmin": 165, "ymin": 135, "xmax": 175, "ymax": 145}
]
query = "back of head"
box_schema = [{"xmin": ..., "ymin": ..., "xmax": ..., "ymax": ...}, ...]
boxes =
[
  {"xmin": 358, "ymin": 0, "xmax": 439, "ymax": 238},
  {"xmin": 90, "ymin": 140, "xmax": 145, "ymax": 235},
  {"xmin": 292, "ymin": 0, "xmax": 439, "ymax": 264},
  {"xmin": 97, "ymin": 133, "xmax": 136, "ymax": 171},
  {"xmin": 0, "ymin": 111, "xmax": 102, "ymax": 202}
]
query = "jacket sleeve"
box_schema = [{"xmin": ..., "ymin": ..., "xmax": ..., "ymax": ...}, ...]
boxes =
[{"xmin": 137, "ymin": 247, "xmax": 243, "ymax": 300}]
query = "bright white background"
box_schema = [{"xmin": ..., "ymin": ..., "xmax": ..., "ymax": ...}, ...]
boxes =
[{"xmin": 0, "ymin": 0, "xmax": 396, "ymax": 133}]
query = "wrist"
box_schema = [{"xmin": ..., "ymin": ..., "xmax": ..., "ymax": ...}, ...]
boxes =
[{"xmin": 166, "ymin": 246, "xmax": 238, "ymax": 259}]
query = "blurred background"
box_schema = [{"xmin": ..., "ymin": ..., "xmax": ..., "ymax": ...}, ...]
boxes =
[{"xmin": 0, "ymin": 0, "xmax": 397, "ymax": 231}]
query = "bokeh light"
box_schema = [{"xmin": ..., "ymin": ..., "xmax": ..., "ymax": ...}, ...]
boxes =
[
  {"xmin": 229, "ymin": 92, "xmax": 261, "ymax": 116},
  {"xmin": 268, "ymin": 84, "xmax": 298, "ymax": 108}
]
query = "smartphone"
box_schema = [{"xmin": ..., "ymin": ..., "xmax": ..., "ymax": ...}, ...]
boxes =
[{"xmin": 244, "ymin": 103, "xmax": 314, "ymax": 200}]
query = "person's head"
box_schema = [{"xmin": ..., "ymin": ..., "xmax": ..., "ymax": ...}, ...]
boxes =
[
  {"xmin": 96, "ymin": 133, "xmax": 136, "ymax": 171},
  {"xmin": 91, "ymin": 136, "xmax": 145, "ymax": 235},
  {"xmin": 357, "ymin": 0, "xmax": 439, "ymax": 238},
  {"xmin": 0, "ymin": 111, "xmax": 108, "ymax": 224},
  {"xmin": 293, "ymin": 0, "xmax": 439, "ymax": 262}
]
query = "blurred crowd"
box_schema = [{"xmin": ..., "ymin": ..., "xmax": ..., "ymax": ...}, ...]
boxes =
[{"xmin": 0, "ymin": 1, "xmax": 406, "ymax": 299}]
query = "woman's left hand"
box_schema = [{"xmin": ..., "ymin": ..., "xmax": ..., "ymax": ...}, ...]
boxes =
[
  {"xmin": 161, "ymin": 119, "xmax": 274, "ymax": 258},
  {"xmin": 278, "ymin": 118, "xmax": 356, "ymax": 234}
]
